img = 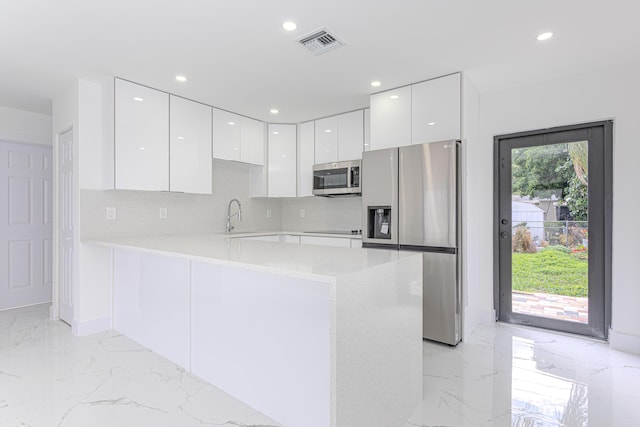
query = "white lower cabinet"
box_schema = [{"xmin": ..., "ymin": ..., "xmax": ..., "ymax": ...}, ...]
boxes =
[
  {"xmin": 300, "ymin": 235, "xmax": 352, "ymax": 248},
  {"xmin": 282, "ymin": 235, "xmax": 301, "ymax": 244},
  {"xmin": 112, "ymin": 249, "xmax": 190, "ymax": 369},
  {"xmin": 191, "ymin": 261, "xmax": 331, "ymax": 427}
]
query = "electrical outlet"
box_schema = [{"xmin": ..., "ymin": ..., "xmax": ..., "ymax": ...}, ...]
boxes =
[
  {"xmin": 300, "ymin": 209, "xmax": 305, "ymax": 218},
  {"xmin": 266, "ymin": 208, "xmax": 272, "ymax": 218},
  {"xmin": 159, "ymin": 207, "xmax": 167, "ymax": 219},
  {"xmin": 106, "ymin": 207, "xmax": 116, "ymax": 220}
]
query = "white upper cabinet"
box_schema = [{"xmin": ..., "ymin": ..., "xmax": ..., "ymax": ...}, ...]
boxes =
[
  {"xmin": 212, "ymin": 108, "xmax": 241, "ymax": 161},
  {"xmin": 337, "ymin": 110, "xmax": 364, "ymax": 161},
  {"xmin": 314, "ymin": 116, "xmax": 338, "ymax": 164},
  {"xmin": 314, "ymin": 110, "xmax": 364, "ymax": 163},
  {"xmin": 115, "ymin": 79, "xmax": 169, "ymax": 191},
  {"xmin": 240, "ymin": 116, "xmax": 265, "ymax": 165},
  {"xmin": 268, "ymin": 124, "xmax": 296, "ymax": 197},
  {"xmin": 412, "ymin": 73, "xmax": 461, "ymax": 143},
  {"xmin": 213, "ymin": 109, "xmax": 265, "ymax": 165},
  {"xmin": 297, "ymin": 121, "xmax": 315, "ymax": 197},
  {"xmin": 363, "ymin": 108, "xmax": 371, "ymax": 152},
  {"xmin": 369, "ymin": 85, "xmax": 412, "ymax": 150},
  {"xmin": 169, "ymin": 96, "xmax": 212, "ymax": 194}
]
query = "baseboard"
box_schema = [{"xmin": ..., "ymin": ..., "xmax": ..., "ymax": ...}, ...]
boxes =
[
  {"xmin": 71, "ymin": 316, "xmax": 111, "ymax": 336},
  {"xmin": 609, "ymin": 328, "xmax": 640, "ymax": 356}
]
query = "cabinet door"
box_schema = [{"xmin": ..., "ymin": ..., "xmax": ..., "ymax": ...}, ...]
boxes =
[
  {"xmin": 363, "ymin": 108, "xmax": 371, "ymax": 152},
  {"xmin": 369, "ymin": 85, "xmax": 412, "ymax": 150},
  {"xmin": 240, "ymin": 117, "xmax": 265, "ymax": 165},
  {"xmin": 212, "ymin": 108, "xmax": 241, "ymax": 161},
  {"xmin": 337, "ymin": 110, "xmax": 364, "ymax": 161},
  {"xmin": 314, "ymin": 116, "xmax": 338, "ymax": 164},
  {"xmin": 411, "ymin": 73, "xmax": 461, "ymax": 143},
  {"xmin": 115, "ymin": 79, "xmax": 169, "ymax": 191},
  {"xmin": 113, "ymin": 249, "xmax": 190, "ymax": 369},
  {"xmin": 268, "ymin": 124, "xmax": 296, "ymax": 197},
  {"xmin": 299, "ymin": 236, "xmax": 352, "ymax": 248},
  {"xmin": 297, "ymin": 121, "xmax": 315, "ymax": 197},
  {"xmin": 169, "ymin": 96, "xmax": 212, "ymax": 194}
]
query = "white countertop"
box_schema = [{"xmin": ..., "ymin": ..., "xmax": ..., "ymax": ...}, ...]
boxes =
[{"xmin": 85, "ymin": 231, "xmax": 412, "ymax": 283}]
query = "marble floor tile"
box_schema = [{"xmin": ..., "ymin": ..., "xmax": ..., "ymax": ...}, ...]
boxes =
[
  {"xmin": 404, "ymin": 323, "xmax": 640, "ymax": 427},
  {"xmin": 0, "ymin": 304, "xmax": 282, "ymax": 427},
  {"xmin": 3, "ymin": 304, "xmax": 640, "ymax": 426}
]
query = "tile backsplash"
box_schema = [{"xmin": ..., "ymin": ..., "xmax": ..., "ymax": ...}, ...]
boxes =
[
  {"xmin": 80, "ymin": 159, "xmax": 363, "ymax": 239},
  {"xmin": 80, "ymin": 160, "xmax": 282, "ymax": 239},
  {"xmin": 281, "ymin": 196, "xmax": 362, "ymax": 232}
]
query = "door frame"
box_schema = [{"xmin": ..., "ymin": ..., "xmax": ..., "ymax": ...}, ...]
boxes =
[
  {"xmin": 493, "ymin": 121, "xmax": 612, "ymax": 339},
  {"xmin": 52, "ymin": 126, "xmax": 76, "ymax": 324}
]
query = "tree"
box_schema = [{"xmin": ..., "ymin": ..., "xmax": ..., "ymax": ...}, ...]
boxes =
[{"xmin": 511, "ymin": 142, "xmax": 588, "ymax": 220}]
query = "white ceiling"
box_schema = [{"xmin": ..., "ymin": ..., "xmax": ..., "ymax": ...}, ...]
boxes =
[{"xmin": 2, "ymin": 0, "xmax": 640, "ymax": 123}]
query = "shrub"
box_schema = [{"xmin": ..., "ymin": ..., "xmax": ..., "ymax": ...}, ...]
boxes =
[{"xmin": 512, "ymin": 225, "xmax": 537, "ymax": 253}]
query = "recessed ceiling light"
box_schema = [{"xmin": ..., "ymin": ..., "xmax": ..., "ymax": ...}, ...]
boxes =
[
  {"xmin": 133, "ymin": 97, "xmax": 144, "ymax": 101},
  {"xmin": 273, "ymin": 131, "xmax": 280, "ymax": 135},
  {"xmin": 280, "ymin": 154, "xmax": 287, "ymax": 158},
  {"xmin": 282, "ymin": 21, "xmax": 297, "ymax": 31},
  {"xmin": 428, "ymin": 122, "xmax": 436, "ymax": 126},
  {"xmin": 139, "ymin": 147, "xmax": 145, "ymax": 150},
  {"xmin": 228, "ymin": 121, "xmax": 236, "ymax": 126},
  {"xmin": 325, "ymin": 129, "xmax": 332, "ymax": 133},
  {"xmin": 536, "ymin": 32, "xmax": 553, "ymax": 41},
  {"xmin": 177, "ymin": 136, "xmax": 184, "ymax": 140},
  {"xmin": 370, "ymin": 81, "xmax": 381, "ymax": 87},
  {"xmin": 270, "ymin": 109, "xmax": 279, "ymax": 114},
  {"xmin": 390, "ymin": 95, "xmax": 399, "ymax": 100},
  {"xmin": 175, "ymin": 75, "xmax": 187, "ymax": 82}
]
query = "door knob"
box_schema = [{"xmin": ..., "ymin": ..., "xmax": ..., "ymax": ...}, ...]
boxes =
[{"xmin": 500, "ymin": 232, "xmax": 509, "ymax": 239}]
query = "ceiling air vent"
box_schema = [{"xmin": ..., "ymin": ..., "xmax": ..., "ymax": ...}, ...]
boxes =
[{"xmin": 297, "ymin": 27, "xmax": 346, "ymax": 56}]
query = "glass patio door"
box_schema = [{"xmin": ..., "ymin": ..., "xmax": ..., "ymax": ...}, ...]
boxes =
[{"xmin": 495, "ymin": 122, "xmax": 612, "ymax": 339}]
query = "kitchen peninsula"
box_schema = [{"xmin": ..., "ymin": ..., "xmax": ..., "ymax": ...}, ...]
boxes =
[{"xmin": 87, "ymin": 232, "xmax": 423, "ymax": 427}]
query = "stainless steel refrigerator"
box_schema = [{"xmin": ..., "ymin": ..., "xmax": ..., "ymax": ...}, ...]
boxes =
[{"xmin": 361, "ymin": 140, "xmax": 461, "ymax": 345}]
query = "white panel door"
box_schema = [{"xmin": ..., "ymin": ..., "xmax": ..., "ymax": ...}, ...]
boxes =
[
  {"xmin": 297, "ymin": 121, "xmax": 315, "ymax": 197},
  {"xmin": 240, "ymin": 116, "xmax": 265, "ymax": 165},
  {"xmin": 337, "ymin": 110, "xmax": 364, "ymax": 161},
  {"xmin": 267, "ymin": 124, "xmax": 296, "ymax": 197},
  {"xmin": 0, "ymin": 141, "xmax": 52, "ymax": 310},
  {"xmin": 169, "ymin": 95, "xmax": 212, "ymax": 194},
  {"xmin": 370, "ymin": 85, "xmax": 412, "ymax": 150},
  {"xmin": 411, "ymin": 73, "xmax": 461, "ymax": 143},
  {"xmin": 114, "ymin": 79, "xmax": 169, "ymax": 191},
  {"xmin": 314, "ymin": 116, "xmax": 338, "ymax": 164},
  {"xmin": 58, "ymin": 131, "xmax": 74, "ymax": 324},
  {"xmin": 212, "ymin": 108, "xmax": 241, "ymax": 161}
]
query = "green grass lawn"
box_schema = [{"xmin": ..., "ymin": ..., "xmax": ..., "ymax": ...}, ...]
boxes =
[{"xmin": 512, "ymin": 246, "xmax": 588, "ymax": 297}]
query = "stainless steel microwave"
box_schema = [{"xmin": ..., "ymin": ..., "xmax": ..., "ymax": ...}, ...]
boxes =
[{"xmin": 312, "ymin": 159, "xmax": 361, "ymax": 196}]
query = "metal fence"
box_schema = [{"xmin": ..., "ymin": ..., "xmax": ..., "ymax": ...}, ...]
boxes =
[{"xmin": 512, "ymin": 220, "xmax": 588, "ymax": 248}]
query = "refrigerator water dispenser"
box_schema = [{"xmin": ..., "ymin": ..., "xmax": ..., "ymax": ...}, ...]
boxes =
[{"xmin": 367, "ymin": 206, "xmax": 392, "ymax": 239}]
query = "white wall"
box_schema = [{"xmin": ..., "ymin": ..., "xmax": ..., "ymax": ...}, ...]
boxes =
[
  {"xmin": 0, "ymin": 105, "xmax": 52, "ymax": 146},
  {"xmin": 461, "ymin": 73, "xmax": 482, "ymax": 338},
  {"xmin": 476, "ymin": 61, "xmax": 640, "ymax": 352}
]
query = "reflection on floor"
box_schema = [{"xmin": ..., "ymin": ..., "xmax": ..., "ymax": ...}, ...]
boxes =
[
  {"xmin": 405, "ymin": 321, "xmax": 640, "ymax": 427},
  {"xmin": 512, "ymin": 291, "xmax": 588, "ymax": 323},
  {"xmin": 2, "ymin": 304, "xmax": 640, "ymax": 426}
]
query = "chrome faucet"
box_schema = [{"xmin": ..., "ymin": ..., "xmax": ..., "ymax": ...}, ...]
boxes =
[{"xmin": 226, "ymin": 198, "xmax": 242, "ymax": 233}]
